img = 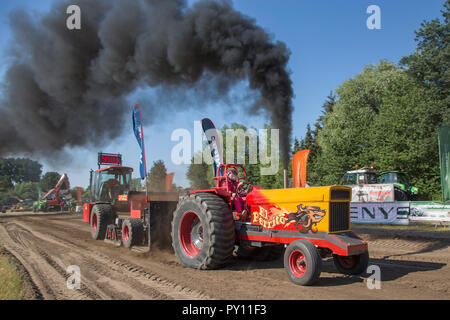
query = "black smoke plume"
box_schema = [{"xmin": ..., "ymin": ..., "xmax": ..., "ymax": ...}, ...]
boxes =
[{"xmin": 0, "ymin": 0, "xmax": 293, "ymax": 168}]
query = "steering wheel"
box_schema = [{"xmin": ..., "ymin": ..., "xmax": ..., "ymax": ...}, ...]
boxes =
[{"xmin": 236, "ymin": 181, "xmax": 251, "ymax": 196}]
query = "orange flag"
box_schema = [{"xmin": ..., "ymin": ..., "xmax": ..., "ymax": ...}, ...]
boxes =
[
  {"xmin": 165, "ymin": 173, "xmax": 175, "ymax": 192},
  {"xmin": 76, "ymin": 187, "xmax": 83, "ymax": 205},
  {"xmin": 292, "ymin": 150, "xmax": 310, "ymax": 188}
]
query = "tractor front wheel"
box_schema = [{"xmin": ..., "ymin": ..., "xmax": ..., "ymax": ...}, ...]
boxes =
[
  {"xmin": 90, "ymin": 204, "xmax": 114, "ymax": 240},
  {"xmin": 122, "ymin": 218, "xmax": 144, "ymax": 248},
  {"xmin": 172, "ymin": 193, "xmax": 235, "ymax": 270},
  {"xmin": 333, "ymin": 250, "xmax": 369, "ymax": 275},
  {"xmin": 284, "ymin": 240, "xmax": 321, "ymax": 286}
]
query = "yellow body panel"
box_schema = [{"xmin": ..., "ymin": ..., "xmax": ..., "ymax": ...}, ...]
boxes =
[{"xmin": 246, "ymin": 186, "xmax": 351, "ymax": 234}]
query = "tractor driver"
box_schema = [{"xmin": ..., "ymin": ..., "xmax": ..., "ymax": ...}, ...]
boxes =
[
  {"xmin": 104, "ymin": 178, "xmax": 120, "ymax": 201},
  {"xmin": 227, "ymin": 168, "xmax": 250, "ymax": 221}
]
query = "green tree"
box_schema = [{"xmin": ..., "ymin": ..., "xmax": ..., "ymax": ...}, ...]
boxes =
[
  {"xmin": 0, "ymin": 176, "xmax": 13, "ymax": 193},
  {"xmin": 292, "ymin": 138, "xmax": 301, "ymax": 154},
  {"xmin": 147, "ymin": 160, "xmax": 167, "ymax": 192},
  {"xmin": 368, "ymin": 70, "xmax": 444, "ymax": 199},
  {"xmin": 40, "ymin": 172, "xmax": 61, "ymax": 191},
  {"xmin": 300, "ymin": 124, "xmax": 315, "ymax": 150},
  {"xmin": 315, "ymin": 91, "xmax": 336, "ymax": 130},
  {"xmin": 400, "ymin": 1, "xmax": 449, "ymax": 105},
  {"xmin": 132, "ymin": 178, "xmax": 143, "ymax": 191},
  {"xmin": 313, "ymin": 61, "xmax": 446, "ymax": 199},
  {"xmin": 82, "ymin": 187, "xmax": 91, "ymax": 201},
  {"xmin": 186, "ymin": 123, "xmax": 284, "ymax": 190},
  {"xmin": 0, "ymin": 158, "xmax": 42, "ymax": 184},
  {"xmin": 13, "ymin": 182, "xmax": 40, "ymax": 200},
  {"xmin": 297, "ymin": 92, "xmax": 336, "ymax": 186},
  {"xmin": 187, "ymin": 152, "xmax": 213, "ymax": 190},
  {"xmin": 314, "ymin": 62, "xmax": 400, "ymax": 185}
]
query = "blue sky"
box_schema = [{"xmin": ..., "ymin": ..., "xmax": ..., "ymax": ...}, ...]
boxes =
[{"xmin": 0, "ymin": 0, "xmax": 446, "ymax": 188}]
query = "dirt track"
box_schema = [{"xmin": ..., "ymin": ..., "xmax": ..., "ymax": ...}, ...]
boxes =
[{"xmin": 0, "ymin": 213, "xmax": 449, "ymax": 300}]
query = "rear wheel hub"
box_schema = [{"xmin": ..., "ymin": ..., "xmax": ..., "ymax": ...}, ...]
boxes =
[{"xmin": 179, "ymin": 211, "xmax": 204, "ymax": 257}]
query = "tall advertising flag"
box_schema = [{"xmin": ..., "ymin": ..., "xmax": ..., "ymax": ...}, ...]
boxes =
[
  {"xmin": 439, "ymin": 125, "xmax": 449, "ymax": 202},
  {"xmin": 132, "ymin": 104, "xmax": 147, "ymax": 180},
  {"xmin": 201, "ymin": 118, "xmax": 224, "ymax": 177}
]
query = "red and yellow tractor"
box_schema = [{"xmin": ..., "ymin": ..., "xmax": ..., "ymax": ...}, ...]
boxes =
[{"xmin": 171, "ymin": 163, "xmax": 368, "ymax": 286}]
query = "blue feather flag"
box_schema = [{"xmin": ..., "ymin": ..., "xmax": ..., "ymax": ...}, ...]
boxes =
[{"xmin": 132, "ymin": 105, "xmax": 147, "ymax": 180}]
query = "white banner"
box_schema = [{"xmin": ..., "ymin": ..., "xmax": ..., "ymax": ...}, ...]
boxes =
[
  {"xmin": 409, "ymin": 202, "xmax": 450, "ymax": 222},
  {"xmin": 350, "ymin": 202, "xmax": 409, "ymax": 225},
  {"xmin": 350, "ymin": 184, "xmax": 395, "ymax": 202}
]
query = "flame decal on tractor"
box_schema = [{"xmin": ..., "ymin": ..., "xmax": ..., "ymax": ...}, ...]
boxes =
[
  {"xmin": 252, "ymin": 203, "xmax": 327, "ymax": 234},
  {"xmin": 285, "ymin": 205, "xmax": 327, "ymax": 234}
]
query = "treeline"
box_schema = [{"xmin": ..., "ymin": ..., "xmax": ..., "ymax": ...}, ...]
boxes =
[
  {"xmin": 0, "ymin": 158, "xmax": 76, "ymax": 206},
  {"xmin": 297, "ymin": 1, "xmax": 449, "ymax": 200},
  {"xmin": 133, "ymin": 160, "xmax": 181, "ymax": 193},
  {"xmin": 187, "ymin": 123, "xmax": 286, "ymax": 190},
  {"xmin": 187, "ymin": 1, "xmax": 449, "ymax": 200}
]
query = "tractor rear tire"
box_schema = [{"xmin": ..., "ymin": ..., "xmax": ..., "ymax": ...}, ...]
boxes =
[
  {"xmin": 333, "ymin": 250, "xmax": 369, "ymax": 275},
  {"xmin": 122, "ymin": 218, "xmax": 144, "ymax": 248},
  {"xmin": 284, "ymin": 240, "xmax": 322, "ymax": 286},
  {"xmin": 394, "ymin": 188, "xmax": 408, "ymax": 201},
  {"xmin": 172, "ymin": 193, "xmax": 235, "ymax": 270},
  {"xmin": 90, "ymin": 204, "xmax": 114, "ymax": 240}
]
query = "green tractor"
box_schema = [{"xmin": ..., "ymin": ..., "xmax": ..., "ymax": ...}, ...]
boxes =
[
  {"xmin": 378, "ymin": 171, "xmax": 419, "ymax": 201},
  {"xmin": 32, "ymin": 200, "xmax": 48, "ymax": 212},
  {"xmin": 342, "ymin": 167, "xmax": 419, "ymax": 201}
]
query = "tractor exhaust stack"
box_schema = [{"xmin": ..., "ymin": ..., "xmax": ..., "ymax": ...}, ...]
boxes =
[{"xmin": 284, "ymin": 169, "xmax": 288, "ymax": 189}]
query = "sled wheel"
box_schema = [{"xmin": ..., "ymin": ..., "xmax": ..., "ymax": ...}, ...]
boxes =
[{"xmin": 122, "ymin": 218, "xmax": 144, "ymax": 248}]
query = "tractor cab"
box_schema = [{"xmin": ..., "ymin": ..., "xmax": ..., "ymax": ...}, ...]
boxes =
[
  {"xmin": 91, "ymin": 166, "xmax": 133, "ymax": 203},
  {"xmin": 213, "ymin": 165, "xmax": 249, "ymax": 192},
  {"xmin": 342, "ymin": 167, "xmax": 378, "ymax": 185},
  {"xmin": 192, "ymin": 164, "xmax": 252, "ymax": 203}
]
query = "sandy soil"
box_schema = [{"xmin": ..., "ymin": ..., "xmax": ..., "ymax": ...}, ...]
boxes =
[{"xmin": 0, "ymin": 213, "xmax": 449, "ymax": 300}]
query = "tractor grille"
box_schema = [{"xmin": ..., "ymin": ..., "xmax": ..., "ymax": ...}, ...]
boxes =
[
  {"xmin": 330, "ymin": 189, "xmax": 351, "ymax": 201},
  {"xmin": 329, "ymin": 202, "xmax": 350, "ymax": 232}
]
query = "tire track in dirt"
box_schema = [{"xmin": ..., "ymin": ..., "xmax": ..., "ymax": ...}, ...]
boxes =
[
  {"xmin": 1, "ymin": 215, "xmax": 449, "ymax": 299},
  {"xmin": 0, "ymin": 221, "xmax": 103, "ymax": 299},
  {"xmin": 0, "ymin": 219, "xmax": 209, "ymax": 300},
  {"xmin": 24, "ymin": 219, "xmax": 210, "ymax": 299}
]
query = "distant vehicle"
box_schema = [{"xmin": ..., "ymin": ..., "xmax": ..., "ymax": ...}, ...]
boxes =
[
  {"xmin": 33, "ymin": 174, "xmax": 73, "ymax": 212},
  {"xmin": 342, "ymin": 167, "xmax": 419, "ymax": 201},
  {"xmin": 378, "ymin": 170, "xmax": 419, "ymax": 201},
  {"xmin": 342, "ymin": 167, "xmax": 378, "ymax": 185}
]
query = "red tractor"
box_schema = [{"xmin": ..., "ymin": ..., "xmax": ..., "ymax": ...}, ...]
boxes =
[
  {"xmin": 171, "ymin": 162, "xmax": 369, "ymax": 286},
  {"xmin": 83, "ymin": 153, "xmax": 178, "ymax": 249}
]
